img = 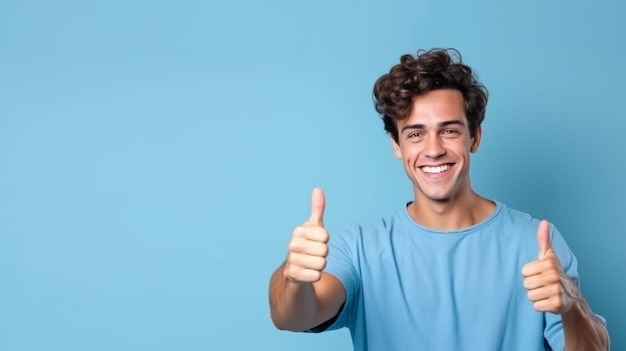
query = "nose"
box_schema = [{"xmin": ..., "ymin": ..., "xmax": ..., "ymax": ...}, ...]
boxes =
[{"xmin": 423, "ymin": 135, "xmax": 445, "ymax": 158}]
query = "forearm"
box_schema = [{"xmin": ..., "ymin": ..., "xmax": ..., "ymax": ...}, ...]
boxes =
[
  {"xmin": 561, "ymin": 280, "xmax": 609, "ymax": 351},
  {"xmin": 269, "ymin": 263, "xmax": 320, "ymax": 331}
]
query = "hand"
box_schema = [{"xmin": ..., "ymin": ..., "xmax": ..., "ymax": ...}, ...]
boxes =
[
  {"xmin": 283, "ymin": 187, "xmax": 329, "ymax": 283},
  {"xmin": 522, "ymin": 220, "xmax": 576, "ymax": 314}
]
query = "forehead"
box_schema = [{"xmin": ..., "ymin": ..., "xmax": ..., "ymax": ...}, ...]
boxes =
[{"xmin": 401, "ymin": 89, "xmax": 467, "ymax": 127}]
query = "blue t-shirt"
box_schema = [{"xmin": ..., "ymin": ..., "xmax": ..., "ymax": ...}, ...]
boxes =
[{"xmin": 318, "ymin": 201, "xmax": 603, "ymax": 351}]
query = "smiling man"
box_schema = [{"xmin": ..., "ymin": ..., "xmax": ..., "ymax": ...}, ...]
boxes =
[{"xmin": 269, "ymin": 49, "xmax": 609, "ymax": 350}]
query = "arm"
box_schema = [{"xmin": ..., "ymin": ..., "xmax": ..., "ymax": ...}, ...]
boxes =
[
  {"xmin": 269, "ymin": 188, "xmax": 346, "ymax": 332},
  {"xmin": 269, "ymin": 267, "xmax": 345, "ymax": 331},
  {"xmin": 559, "ymin": 277, "xmax": 609, "ymax": 350},
  {"xmin": 522, "ymin": 220, "xmax": 609, "ymax": 351}
]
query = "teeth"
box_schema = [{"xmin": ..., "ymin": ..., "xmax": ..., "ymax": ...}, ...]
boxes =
[{"xmin": 422, "ymin": 165, "xmax": 450, "ymax": 174}]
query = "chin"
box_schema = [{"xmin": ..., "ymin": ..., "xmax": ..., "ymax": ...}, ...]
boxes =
[
  {"xmin": 427, "ymin": 196, "xmax": 454, "ymax": 203},
  {"xmin": 416, "ymin": 191, "xmax": 453, "ymax": 203}
]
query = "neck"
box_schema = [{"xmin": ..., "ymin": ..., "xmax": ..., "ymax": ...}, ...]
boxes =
[{"xmin": 408, "ymin": 188, "xmax": 495, "ymax": 231}]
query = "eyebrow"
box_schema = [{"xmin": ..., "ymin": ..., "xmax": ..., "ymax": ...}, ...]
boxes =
[{"xmin": 400, "ymin": 120, "xmax": 465, "ymax": 134}]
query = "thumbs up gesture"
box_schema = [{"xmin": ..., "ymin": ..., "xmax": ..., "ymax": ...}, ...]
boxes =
[
  {"xmin": 283, "ymin": 188, "xmax": 330, "ymax": 283},
  {"xmin": 522, "ymin": 220, "xmax": 576, "ymax": 314}
]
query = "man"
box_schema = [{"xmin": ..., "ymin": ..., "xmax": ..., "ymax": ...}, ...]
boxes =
[{"xmin": 269, "ymin": 48, "xmax": 609, "ymax": 350}]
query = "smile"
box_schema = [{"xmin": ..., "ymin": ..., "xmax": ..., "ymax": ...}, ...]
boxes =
[{"xmin": 421, "ymin": 164, "xmax": 451, "ymax": 174}]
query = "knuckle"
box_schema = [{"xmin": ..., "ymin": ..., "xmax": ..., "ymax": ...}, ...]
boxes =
[
  {"xmin": 286, "ymin": 252, "xmax": 300, "ymax": 266},
  {"xmin": 311, "ymin": 242, "xmax": 328, "ymax": 256},
  {"xmin": 320, "ymin": 229, "xmax": 330, "ymax": 243},
  {"xmin": 306, "ymin": 270, "xmax": 322, "ymax": 282},
  {"xmin": 285, "ymin": 265, "xmax": 320, "ymax": 283},
  {"xmin": 284, "ymin": 264, "xmax": 300, "ymax": 280},
  {"xmin": 320, "ymin": 244, "xmax": 329, "ymax": 257},
  {"xmin": 292, "ymin": 225, "xmax": 305, "ymax": 238},
  {"xmin": 318, "ymin": 256, "xmax": 328, "ymax": 270},
  {"xmin": 521, "ymin": 267, "xmax": 529, "ymax": 277},
  {"xmin": 310, "ymin": 256, "xmax": 326, "ymax": 271},
  {"xmin": 547, "ymin": 271, "xmax": 560, "ymax": 282},
  {"xmin": 522, "ymin": 278, "xmax": 532, "ymax": 290},
  {"xmin": 311, "ymin": 227, "xmax": 328, "ymax": 241},
  {"xmin": 295, "ymin": 224, "xmax": 315, "ymax": 238},
  {"xmin": 287, "ymin": 238, "xmax": 304, "ymax": 253}
]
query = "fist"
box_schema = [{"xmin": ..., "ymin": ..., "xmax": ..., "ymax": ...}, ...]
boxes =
[
  {"xmin": 283, "ymin": 187, "xmax": 329, "ymax": 283},
  {"xmin": 522, "ymin": 220, "xmax": 575, "ymax": 314}
]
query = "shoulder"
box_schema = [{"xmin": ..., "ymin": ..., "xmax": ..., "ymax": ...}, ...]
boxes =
[
  {"xmin": 490, "ymin": 202, "xmax": 544, "ymax": 234},
  {"xmin": 496, "ymin": 202, "xmax": 536, "ymax": 224},
  {"xmin": 494, "ymin": 202, "xmax": 565, "ymax": 239},
  {"xmin": 492, "ymin": 202, "xmax": 576, "ymax": 261},
  {"xmin": 474, "ymin": 202, "xmax": 544, "ymax": 255},
  {"xmin": 334, "ymin": 205, "xmax": 410, "ymax": 237},
  {"xmin": 328, "ymin": 205, "xmax": 410, "ymax": 248}
]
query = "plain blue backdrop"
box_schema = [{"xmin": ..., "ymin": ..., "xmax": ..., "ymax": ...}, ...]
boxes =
[{"xmin": 1, "ymin": 0, "xmax": 624, "ymax": 350}]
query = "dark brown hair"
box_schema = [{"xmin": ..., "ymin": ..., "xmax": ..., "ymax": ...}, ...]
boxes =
[{"xmin": 373, "ymin": 48, "xmax": 488, "ymax": 143}]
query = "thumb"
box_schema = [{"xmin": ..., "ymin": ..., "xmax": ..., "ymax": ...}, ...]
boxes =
[
  {"xmin": 308, "ymin": 187, "xmax": 326, "ymax": 227},
  {"xmin": 537, "ymin": 220, "xmax": 552, "ymax": 259}
]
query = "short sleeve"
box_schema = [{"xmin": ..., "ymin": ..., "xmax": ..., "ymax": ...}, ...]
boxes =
[
  {"xmin": 308, "ymin": 225, "xmax": 361, "ymax": 332},
  {"xmin": 543, "ymin": 224, "xmax": 607, "ymax": 349}
]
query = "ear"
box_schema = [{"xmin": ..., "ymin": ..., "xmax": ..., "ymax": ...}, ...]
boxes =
[
  {"xmin": 391, "ymin": 137, "xmax": 402, "ymax": 159},
  {"xmin": 470, "ymin": 125, "xmax": 482, "ymax": 153}
]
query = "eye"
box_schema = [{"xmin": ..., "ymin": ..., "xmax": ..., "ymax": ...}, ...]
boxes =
[
  {"xmin": 407, "ymin": 131, "xmax": 423, "ymax": 139},
  {"xmin": 442, "ymin": 129, "xmax": 460, "ymax": 137}
]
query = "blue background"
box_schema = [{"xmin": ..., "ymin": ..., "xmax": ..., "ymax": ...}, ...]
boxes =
[{"xmin": 1, "ymin": 0, "xmax": 624, "ymax": 350}]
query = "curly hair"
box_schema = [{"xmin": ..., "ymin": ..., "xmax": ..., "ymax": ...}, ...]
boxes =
[{"xmin": 373, "ymin": 48, "xmax": 488, "ymax": 143}]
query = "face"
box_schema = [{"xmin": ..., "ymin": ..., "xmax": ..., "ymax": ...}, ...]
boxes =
[{"xmin": 392, "ymin": 89, "xmax": 482, "ymax": 204}]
